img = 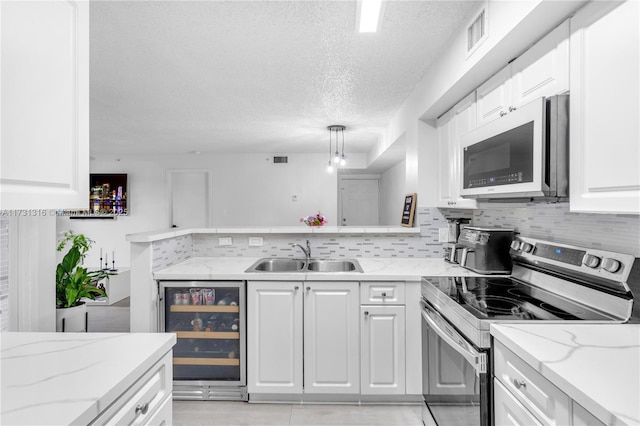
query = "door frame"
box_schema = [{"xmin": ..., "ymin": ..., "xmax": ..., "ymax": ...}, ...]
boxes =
[
  {"xmin": 166, "ymin": 169, "xmax": 212, "ymax": 228},
  {"xmin": 337, "ymin": 174, "xmax": 381, "ymax": 227}
]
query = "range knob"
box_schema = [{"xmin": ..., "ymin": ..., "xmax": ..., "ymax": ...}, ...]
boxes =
[
  {"xmin": 583, "ymin": 254, "xmax": 601, "ymax": 268},
  {"xmin": 510, "ymin": 240, "xmax": 521, "ymax": 251},
  {"xmin": 602, "ymin": 258, "xmax": 622, "ymax": 273},
  {"xmin": 521, "ymin": 242, "xmax": 534, "ymax": 253}
]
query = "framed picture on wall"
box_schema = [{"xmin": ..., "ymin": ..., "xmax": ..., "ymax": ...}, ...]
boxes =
[{"xmin": 401, "ymin": 193, "xmax": 417, "ymax": 227}]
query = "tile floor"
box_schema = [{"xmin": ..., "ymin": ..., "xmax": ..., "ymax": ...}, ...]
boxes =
[
  {"xmin": 88, "ymin": 299, "xmax": 429, "ymax": 426},
  {"xmin": 173, "ymin": 401, "xmax": 424, "ymax": 426}
]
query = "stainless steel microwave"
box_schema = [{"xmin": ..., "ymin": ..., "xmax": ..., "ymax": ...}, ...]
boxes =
[{"xmin": 460, "ymin": 94, "xmax": 569, "ymax": 199}]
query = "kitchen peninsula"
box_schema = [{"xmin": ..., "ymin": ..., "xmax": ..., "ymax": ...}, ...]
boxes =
[{"xmin": 1, "ymin": 332, "xmax": 176, "ymax": 425}]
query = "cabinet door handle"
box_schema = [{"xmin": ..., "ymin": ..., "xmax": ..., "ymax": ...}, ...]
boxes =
[
  {"xmin": 294, "ymin": 286, "xmax": 299, "ymax": 291},
  {"xmin": 306, "ymin": 286, "xmax": 311, "ymax": 291},
  {"xmin": 135, "ymin": 402, "xmax": 149, "ymax": 415},
  {"xmin": 513, "ymin": 379, "xmax": 527, "ymax": 389},
  {"xmin": 364, "ymin": 311, "xmax": 369, "ymax": 317},
  {"xmin": 509, "ymin": 106, "xmax": 516, "ymax": 112}
]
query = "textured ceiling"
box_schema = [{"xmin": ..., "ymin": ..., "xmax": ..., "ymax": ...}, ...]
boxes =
[{"xmin": 90, "ymin": 0, "xmax": 479, "ymax": 158}]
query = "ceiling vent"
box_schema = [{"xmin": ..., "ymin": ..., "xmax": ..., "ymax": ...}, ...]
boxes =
[
  {"xmin": 467, "ymin": 8, "xmax": 486, "ymax": 53},
  {"xmin": 273, "ymin": 156, "xmax": 288, "ymax": 164}
]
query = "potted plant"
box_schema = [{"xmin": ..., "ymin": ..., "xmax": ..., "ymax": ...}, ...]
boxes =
[{"xmin": 56, "ymin": 231, "xmax": 110, "ymax": 332}]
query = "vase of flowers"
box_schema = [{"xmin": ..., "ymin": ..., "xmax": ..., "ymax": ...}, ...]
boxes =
[{"xmin": 300, "ymin": 213, "xmax": 327, "ymax": 227}]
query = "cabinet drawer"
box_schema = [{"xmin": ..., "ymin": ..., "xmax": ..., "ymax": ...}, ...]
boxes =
[
  {"xmin": 494, "ymin": 379, "xmax": 542, "ymax": 426},
  {"xmin": 494, "ymin": 340, "xmax": 570, "ymax": 426},
  {"xmin": 92, "ymin": 351, "xmax": 172, "ymax": 425},
  {"xmin": 360, "ymin": 282, "xmax": 405, "ymax": 305}
]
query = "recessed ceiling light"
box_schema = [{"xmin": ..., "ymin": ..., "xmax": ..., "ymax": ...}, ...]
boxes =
[{"xmin": 358, "ymin": 0, "xmax": 383, "ymax": 33}]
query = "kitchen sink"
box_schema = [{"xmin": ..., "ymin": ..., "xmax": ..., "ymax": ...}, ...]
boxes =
[
  {"xmin": 307, "ymin": 259, "xmax": 362, "ymax": 272},
  {"xmin": 245, "ymin": 258, "xmax": 362, "ymax": 273},
  {"xmin": 246, "ymin": 258, "xmax": 306, "ymax": 272}
]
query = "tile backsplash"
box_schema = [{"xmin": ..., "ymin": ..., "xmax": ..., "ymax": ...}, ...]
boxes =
[
  {"xmin": 472, "ymin": 202, "xmax": 640, "ymax": 256},
  {"xmin": 152, "ymin": 234, "xmax": 194, "ymax": 271}
]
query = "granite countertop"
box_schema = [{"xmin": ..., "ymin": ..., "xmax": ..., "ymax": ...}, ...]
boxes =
[
  {"xmin": 0, "ymin": 332, "xmax": 176, "ymax": 426},
  {"xmin": 154, "ymin": 256, "xmax": 480, "ymax": 281},
  {"xmin": 491, "ymin": 324, "xmax": 640, "ymax": 426}
]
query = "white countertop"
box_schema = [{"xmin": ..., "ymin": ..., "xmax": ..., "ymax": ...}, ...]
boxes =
[
  {"xmin": 126, "ymin": 226, "xmax": 420, "ymax": 243},
  {"xmin": 491, "ymin": 324, "xmax": 640, "ymax": 426},
  {"xmin": 0, "ymin": 332, "xmax": 176, "ymax": 426},
  {"xmin": 154, "ymin": 256, "xmax": 479, "ymax": 281}
]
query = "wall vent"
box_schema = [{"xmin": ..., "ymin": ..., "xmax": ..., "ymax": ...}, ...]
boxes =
[
  {"xmin": 467, "ymin": 9, "xmax": 486, "ymax": 52},
  {"xmin": 273, "ymin": 156, "xmax": 288, "ymax": 164}
]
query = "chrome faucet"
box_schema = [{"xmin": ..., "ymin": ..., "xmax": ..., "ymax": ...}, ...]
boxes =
[{"xmin": 293, "ymin": 239, "xmax": 311, "ymax": 262}]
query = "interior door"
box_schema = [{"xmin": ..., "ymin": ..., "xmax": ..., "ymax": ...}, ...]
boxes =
[
  {"xmin": 340, "ymin": 179, "xmax": 379, "ymax": 226},
  {"xmin": 168, "ymin": 171, "xmax": 209, "ymax": 228}
]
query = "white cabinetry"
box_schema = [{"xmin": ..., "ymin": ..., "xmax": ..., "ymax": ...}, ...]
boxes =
[
  {"xmin": 92, "ymin": 352, "xmax": 173, "ymax": 426},
  {"xmin": 247, "ymin": 281, "xmax": 303, "ymax": 393},
  {"xmin": 0, "ymin": 1, "xmax": 89, "ymax": 210},
  {"xmin": 436, "ymin": 93, "xmax": 478, "ymax": 209},
  {"xmin": 360, "ymin": 282, "xmax": 406, "ymax": 395},
  {"xmin": 304, "ymin": 282, "xmax": 360, "ymax": 394},
  {"xmin": 493, "ymin": 339, "xmax": 604, "ymax": 426},
  {"xmin": 247, "ymin": 281, "xmax": 359, "ymax": 395},
  {"xmin": 476, "ymin": 20, "xmax": 569, "ymax": 127},
  {"xmin": 569, "ymin": 0, "xmax": 640, "ymax": 214}
]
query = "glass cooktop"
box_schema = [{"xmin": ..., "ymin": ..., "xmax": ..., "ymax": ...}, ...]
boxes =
[{"xmin": 429, "ymin": 276, "xmax": 614, "ymax": 321}]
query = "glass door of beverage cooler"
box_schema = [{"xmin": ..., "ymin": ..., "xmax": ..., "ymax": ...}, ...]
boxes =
[{"xmin": 159, "ymin": 281, "xmax": 246, "ymax": 399}]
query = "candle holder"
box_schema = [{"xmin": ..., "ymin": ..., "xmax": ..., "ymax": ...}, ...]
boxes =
[
  {"xmin": 110, "ymin": 260, "xmax": 117, "ymax": 272},
  {"xmin": 100, "ymin": 257, "xmax": 105, "ymax": 270},
  {"xmin": 104, "ymin": 260, "xmax": 109, "ymax": 270}
]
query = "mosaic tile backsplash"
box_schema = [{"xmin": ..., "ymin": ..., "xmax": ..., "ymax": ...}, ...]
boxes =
[{"xmin": 150, "ymin": 203, "xmax": 640, "ymax": 269}]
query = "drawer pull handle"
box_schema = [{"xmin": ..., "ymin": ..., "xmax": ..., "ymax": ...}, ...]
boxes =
[
  {"xmin": 364, "ymin": 311, "xmax": 369, "ymax": 317},
  {"xmin": 381, "ymin": 292, "xmax": 387, "ymax": 297},
  {"xmin": 135, "ymin": 402, "xmax": 150, "ymax": 416},
  {"xmin": 513, "ymin": 379, "xmax": 527, "ymax": 389}
]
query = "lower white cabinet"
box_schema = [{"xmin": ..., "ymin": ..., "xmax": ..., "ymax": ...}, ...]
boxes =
[
  {"xmin": 247, "ymin": 281, "xmax": 359, "ymax": 394},
  {"xmin": 360, "ymin": 305, "xmax": 405, "ymax": 394},
  {"xmin": 92, "ymin": 352, "xmax": 173, "ymax": 425},
  {"xmin": 493, "ymin": 338, "xmax": 604, "ymax": 426}
]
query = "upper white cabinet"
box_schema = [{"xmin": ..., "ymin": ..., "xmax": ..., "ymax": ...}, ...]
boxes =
[
  {"xmin": 0, "ymin": 1, "xmax": 89, "ymax": 210},
  {"xmin": 436, "ymin": 93, "xmax": 478, "ymax": 209},
  {"xmin": 569, "ymin": 0, "xmax": 640, "ymax": 214},
  {"xmin": 476, "ymin": 20, "xmax": 570, "ymax": 127}
]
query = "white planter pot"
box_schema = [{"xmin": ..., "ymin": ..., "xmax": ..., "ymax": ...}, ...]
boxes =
[{"xmin": 56, "ymin": 303, "xmax": 87, "ymax": 332}]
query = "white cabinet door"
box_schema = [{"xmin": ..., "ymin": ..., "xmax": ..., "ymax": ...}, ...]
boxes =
[
  {"xmin": 569, "ymin": 0, "xmax": 640, "ymax": 214},
  {"xmin": 247, "ymin": 281, "xmax": 303, "ymax": 394},
  {"xmin": 0, "ymin": 1, "xmax": 89, "ymax": 210},
  {"xmin": 510, "ymin": 20, "xmax": 570, "ymax": 108},
  {"xmin": 360, "ymin": 305, "xmax": 405, "ymax": 395},
  {"xmin": 436, "ymin": 94, "xmax": 478, "ymax": 209},
  {"xmin": 476, "ymin": 65, "xmax": 512, "ymax": 128},
  {"xmin": 304, "ymin": 281, "xmax": 359, "ymax": 394},
  {"xmin": 494, "ymin": 379, "xmax": 543, "ymax": 426},
  {"xmin": 436, "ymin": 110, "xmax": 455, "ymax": 207},
  {"xmin": 476, "ymin": 20, "xmax": 569, "ymax": 128}
]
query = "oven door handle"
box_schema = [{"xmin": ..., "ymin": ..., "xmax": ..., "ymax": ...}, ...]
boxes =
[{"xmin": 421, "ymin": 301, "xmax": 486, "ymax": 374}]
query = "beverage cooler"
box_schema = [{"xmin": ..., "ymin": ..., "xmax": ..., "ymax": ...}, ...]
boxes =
[{"xmin": 158, "ymin": 280, "xmax": 246, "ymax": 400}]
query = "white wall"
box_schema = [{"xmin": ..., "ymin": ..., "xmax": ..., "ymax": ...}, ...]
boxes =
[
  {"xmin": 57, "ymin": 153, "xmax": 338, "ymax": 267},
  {"xmin": 379, "ymin": 160, "xmax": 406, "ymax": 225}
]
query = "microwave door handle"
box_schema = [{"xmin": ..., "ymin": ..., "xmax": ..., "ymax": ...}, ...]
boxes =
[{"xmin": 420, "ymin": 302, "xmax": 486, "ymax": 374}]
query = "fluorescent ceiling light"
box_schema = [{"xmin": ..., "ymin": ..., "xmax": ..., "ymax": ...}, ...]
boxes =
[{"xmin": 359, "ymin": 0, "xmax": 383, "ymax": 33}]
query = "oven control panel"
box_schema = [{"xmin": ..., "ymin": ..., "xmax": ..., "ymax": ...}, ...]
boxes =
[{"xmin": 510, "ymin": 236, "xmax": 637, "ymax": 289}]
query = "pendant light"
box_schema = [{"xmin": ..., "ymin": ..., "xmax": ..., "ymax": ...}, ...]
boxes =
[{"xmin": 327, "ymin": 125, "xmax": 346, "ymax": 171}]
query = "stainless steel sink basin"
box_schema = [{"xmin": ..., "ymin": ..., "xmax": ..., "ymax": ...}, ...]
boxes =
[
  {"xmin": 246, "ymin": 258, "xmax": 306, "ymax": 272},
  {"xmin": 245, "ymin": 258, "xmax": 362, "ymax": 273},
  {"xmin": 307, "ymin": 259, "xmax": 363, "ymax": 272}
]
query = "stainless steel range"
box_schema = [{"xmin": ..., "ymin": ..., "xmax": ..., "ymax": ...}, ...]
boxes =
[{"xmin": 420, "ymin": 236, "xmax": 640, "ymax": 426}]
